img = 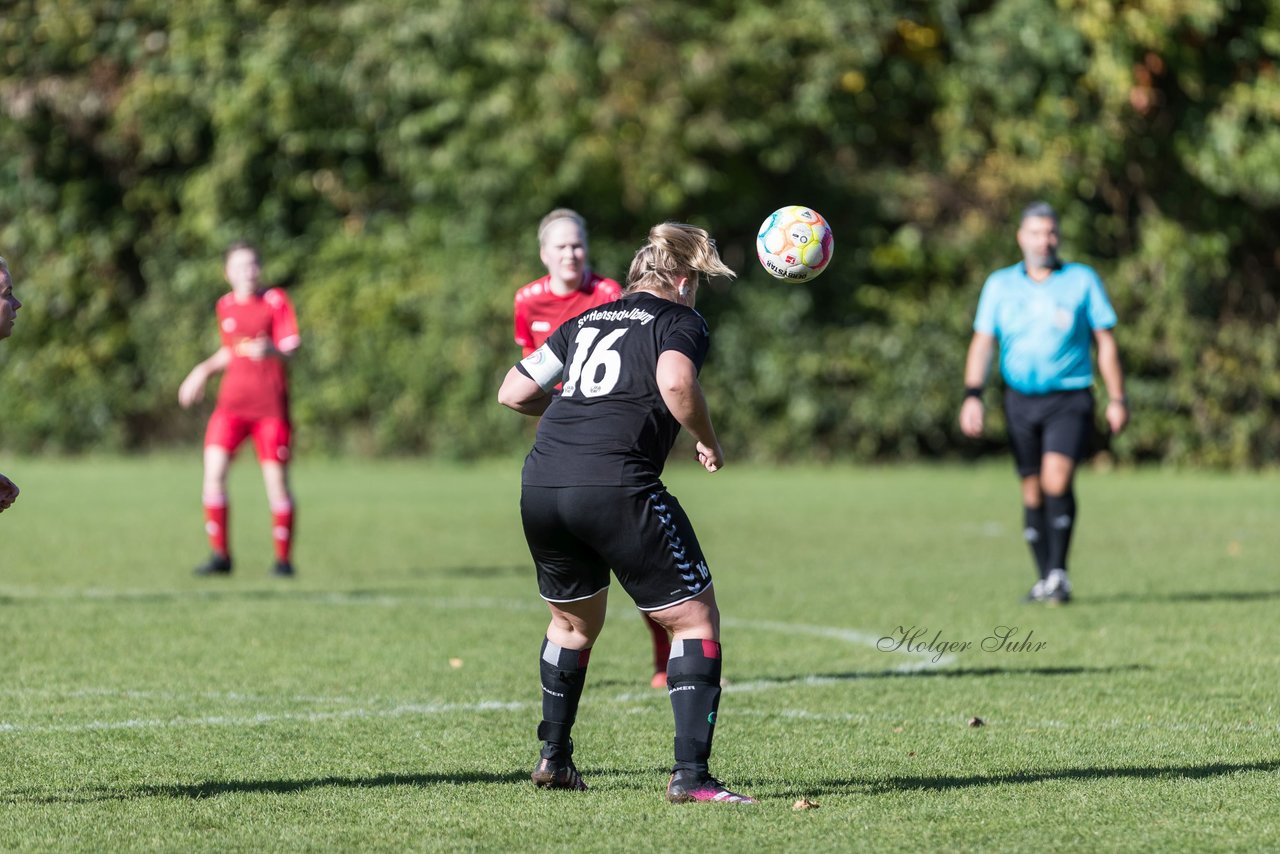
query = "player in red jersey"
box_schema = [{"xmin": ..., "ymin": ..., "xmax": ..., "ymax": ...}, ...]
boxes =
[
  {"xmin": 514, "ymin": 209, "xmax": 673, "ymax": 689},
  {"xmin": 514, "ymin": 209, "xmax": 624, "ymax": 357},
  {"xmin": 179, "ymin": 242, "xmax": 301, "ymax": 577}
]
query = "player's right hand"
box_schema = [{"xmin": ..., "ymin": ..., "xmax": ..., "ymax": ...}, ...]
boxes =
[
  {"xmin": 0, "ymin": 473, "xmax": 19, "ymax": 513},
  {"xmin": 695, "ymin": 441, "xmax": 724, "ymax": 473}
]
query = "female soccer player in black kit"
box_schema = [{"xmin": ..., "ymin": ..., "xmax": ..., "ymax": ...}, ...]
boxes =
[{"xmin": 498, "ymin": 222, "xmax": 754, "ymax": 804}]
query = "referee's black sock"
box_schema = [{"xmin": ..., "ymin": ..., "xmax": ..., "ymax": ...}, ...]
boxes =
[
  {"xmin": 537, "ymin": 637, "xmax": 591, "ymax": 762},
  {"xmin": 667, "ymin": 638, "xmax": 722, "ymax": 776},
  {"xmin": 1044, "ymin": 490, "xmax": 1077, "ymax": 572},
  {"xmin": 1023, "ymin": 503, "xmax": 1050, "ymax": 580}
]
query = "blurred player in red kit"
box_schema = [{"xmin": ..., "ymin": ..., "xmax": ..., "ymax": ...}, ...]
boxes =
[
  {"xmin": 514, "ymin": 209, "xmax": 673, "ymax": 688},
  {"xmin": 179, "ymin": 242, "xmax": 301, "ymax": 577}
]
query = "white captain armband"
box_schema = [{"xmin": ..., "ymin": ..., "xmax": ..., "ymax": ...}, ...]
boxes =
[{"xmin": 518, "ymin": 344, "xmax": 565, "ymax": 391}]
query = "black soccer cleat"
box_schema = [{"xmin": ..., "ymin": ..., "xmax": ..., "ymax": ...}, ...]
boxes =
[
  {"xmin": 271, "ymin": 560, "xmax": 296, "ymax": 578},
  {"xmin": 665, "ymin": 770, "xmax": 756, "ymax": 804},
  {"xmin": 531, "ymin": 756, "xmax": 588, "ymax": 791},
  {"xmin": 193, "ymin": 553, "xmax": 232, "ymax": 576}
]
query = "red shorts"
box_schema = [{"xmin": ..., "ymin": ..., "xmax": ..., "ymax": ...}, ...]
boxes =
[{"xmin": 204, "ymin": 410, "xmax": 292, "ymax": 463}]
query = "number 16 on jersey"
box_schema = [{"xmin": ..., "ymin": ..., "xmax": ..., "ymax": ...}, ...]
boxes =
[{"xmin": 563, "ymin": 327, "xmax": 628, "ymax": 398}]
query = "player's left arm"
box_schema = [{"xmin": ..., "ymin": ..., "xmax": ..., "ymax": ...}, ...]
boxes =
[
  {"xmin": 1093, "ymin": 327, "xmax": 1128, "ymax": 434},
  {"xmin": 656, "ymin": 350, "xmax": 723, "ymax": 473}
]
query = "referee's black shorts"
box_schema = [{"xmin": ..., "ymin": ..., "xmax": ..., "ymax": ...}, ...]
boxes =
[
  {"xmin": 520, "ymin": 484, "xmax": 713, "ymax": 611},
  {"xmin": 1003, "ymin": 388, "xmax": 1095, "ymax": 477}
]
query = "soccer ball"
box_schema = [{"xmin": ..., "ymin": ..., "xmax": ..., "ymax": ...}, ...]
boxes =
[{"xmin": 755, "ymin": 206, "xmax": 834, "ymax": 282}]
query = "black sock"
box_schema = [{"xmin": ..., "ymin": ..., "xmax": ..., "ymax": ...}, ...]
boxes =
[
  {"xmin": 1044, "ymin": 490, "xmax": 1077, "ymax": 572},
  {"xmin": 537, "ymin": 637, "xmax": 591, "ymax": 762},
  {"xmin": 1023, "ymin": 504, "xmax": 1050, "ymax": 580},
  {"xmin": 667, "ymin": 638, "xmax": 722, "ymax": 776}
]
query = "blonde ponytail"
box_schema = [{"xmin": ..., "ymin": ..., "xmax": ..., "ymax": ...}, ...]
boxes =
[{"xmin": 625, "ymin": 223, "xmax": 736, "ymax": 299}]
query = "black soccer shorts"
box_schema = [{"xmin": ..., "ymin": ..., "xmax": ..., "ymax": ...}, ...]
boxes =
[
  {"xmin": 520, "ymin": 484, "xmax": 713, "ymax": 611},
  {"xmin": 1003, "ymin": 387, "xmax": 1095, "ymax": 477}
]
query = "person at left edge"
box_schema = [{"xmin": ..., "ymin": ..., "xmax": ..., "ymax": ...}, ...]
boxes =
[
  {"xmin": 179, "ymin": 242, "xmax": 301, "ymax": 577},
  {"xmin": 0, "ymin": 256, "xmax": 23, "ymax": 513}
]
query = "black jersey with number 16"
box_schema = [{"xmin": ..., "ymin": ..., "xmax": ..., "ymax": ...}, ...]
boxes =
[{"xmin": 516, "ymin": 292, "xmax": 710, "ymax": 488}]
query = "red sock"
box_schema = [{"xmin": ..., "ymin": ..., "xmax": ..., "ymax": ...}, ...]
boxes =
[
  {"xmin": 203, "ymin": 495, "xmax": 228, "ymax": 557},
  {"xmin": 271, "ymin": 502, "xmax": 294, "ymax": 562},
  {"xmin": 644, "ymin": 613, "xmax": 672, "ymax": 673}
]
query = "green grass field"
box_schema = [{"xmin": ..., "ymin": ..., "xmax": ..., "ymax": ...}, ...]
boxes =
[{"xmin": 2, "ymin": 454, "xmax": 1278, "ymax": 851}]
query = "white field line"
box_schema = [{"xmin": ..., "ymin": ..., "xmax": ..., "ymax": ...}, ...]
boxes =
[
  {"xmin": 0, "ymin": 615, "xmax": 945, "ymax": 736},
  {"xmin": 0, "ymin": 701, "xmax": 530, "ymax": 735},
  {"xmin": 0, "ymin": 589, "xmax": 949, "ymax": 668},
  {"xmin": 734, "ymin": 707, "xmax": 1280, "ymax": 735},
  {"xmin": 5, "ymin": 696, "xmax": 1273, "ymax": 737},
  {"xmin": 3, "ymin": 593, "xmax": 1272, "ymax": 737},
  {"xmin": 0, "ymin": 587, "xmax": 548, "ymax": 611},
  {"xmin": 723, "ymin": 617, "xmax": 956, "ymax": 670},
  {"xmin": 0, "ymin": 687, "xmax": 373, "ymax": 705},
  {"xmin": 0, "ymin": 587, "xmax": 958, "ymax": 672}
]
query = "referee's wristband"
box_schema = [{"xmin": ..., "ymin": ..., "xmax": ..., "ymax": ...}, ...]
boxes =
[
  {"xmin": 964, "ymin": 387, "xmax": 984, "ymax": 400},
  {"xmin": 1109, "ymin": 397, "xmax": 1127, "ymax": 407}
]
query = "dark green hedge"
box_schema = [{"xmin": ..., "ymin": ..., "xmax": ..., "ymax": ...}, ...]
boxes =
[{"xmin": 2, "ymin": 1, "xmax": 1278, "ymax": 466}]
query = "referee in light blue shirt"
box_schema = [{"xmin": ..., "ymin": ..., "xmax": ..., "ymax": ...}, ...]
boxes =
[{"xmin": 959, "ymin": 202, "xmax": 1128, "ymax": 604}]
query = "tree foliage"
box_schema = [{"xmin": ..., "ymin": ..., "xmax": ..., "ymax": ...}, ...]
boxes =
[{"xmin": 1, "ymin": 0, "xmax": 1278, "ymax": 465}]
